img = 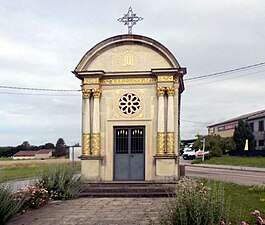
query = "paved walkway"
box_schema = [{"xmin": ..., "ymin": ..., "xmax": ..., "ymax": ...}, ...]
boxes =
[{"xmin": 8, "ymin": 197, "xmax": 170, "ymax": 225}]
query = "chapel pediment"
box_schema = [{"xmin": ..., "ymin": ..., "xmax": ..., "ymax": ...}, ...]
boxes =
[{"xmin": 74, "ymin": 35, "xmax": 180, "ymax": 73}]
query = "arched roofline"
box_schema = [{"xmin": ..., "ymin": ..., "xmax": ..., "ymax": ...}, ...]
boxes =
[{"xmin": 74, "ymin": 34, "xmax": 181, "ymax": 72}]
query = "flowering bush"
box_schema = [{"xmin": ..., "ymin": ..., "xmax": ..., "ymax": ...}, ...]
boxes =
[
  {"xmin": 15, "ymin": 185, "xmax": 49, "ymax": 209},
  {"xmin": 35, "ymin": 163, "xmax": 83, "ymax": 200},
  {"xmin": 151, "ymin": 178, "xmax": 230, "ymax": 225}
]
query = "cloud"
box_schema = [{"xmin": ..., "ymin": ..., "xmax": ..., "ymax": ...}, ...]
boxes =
[{"xmin": 0, "ymin": 0, "xmax": 265, "ymax": 145}]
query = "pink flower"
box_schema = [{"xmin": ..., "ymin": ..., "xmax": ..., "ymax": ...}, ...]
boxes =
[{"xmin": 252, "ymin": 210, "xmax": 261, "ymax": 216}]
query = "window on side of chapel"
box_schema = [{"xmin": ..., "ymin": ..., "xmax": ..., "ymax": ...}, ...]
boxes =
[
  {"xmin": 249, "ymin": 122, "xmax": 254, "ymax": 132},
  {"xmin": 258, "ymin": 139, "xmax": 264, "ymax": 147},
  {"xmin": 258, "ymin": 120, "xmax": 264, "ymax": 132}
]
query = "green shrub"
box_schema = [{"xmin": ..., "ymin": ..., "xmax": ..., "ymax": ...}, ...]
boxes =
[
  {"xmin": 0, "ymin": 186, "xmax": 25, "ymax": 225},
  {"xmin": 35, "ymin": 163, "xmax": 83, "ymax": 200},
  {"xmin": 153, "ymin": 178, "xmax": 230, "ymax": 225},
  {"xmin": 209, "ymin": 146, "xmax": 223, "ymax": 157}
]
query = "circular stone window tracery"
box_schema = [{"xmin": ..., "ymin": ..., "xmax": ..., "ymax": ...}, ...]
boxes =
[{"xmin": 118, "ymin": 93, "xmax": 141, "ymax": 115}]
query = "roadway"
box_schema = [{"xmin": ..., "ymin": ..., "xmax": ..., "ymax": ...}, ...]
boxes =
[{"xmin": 181, "ymin": 158, "xmax": 265, "ymax": 186}]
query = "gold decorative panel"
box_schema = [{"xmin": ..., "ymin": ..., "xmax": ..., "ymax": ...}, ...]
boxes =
[
  {"xmin": 83, "ymin": 78, "xmax": 100, "ymax": 84},
  {"xmin": 101, "ymin": 78, "xmax": 156, "ymax": 85},
  {"xmin": 138, "ymin": 113, "xmax": 144, "ymax": 118},
  {"xmin": 157, "ymin": 76, "xmax": 174, "ymax": 82},
  {"xmin": 157, "ymin": 132, "xmax": 165, "ymax": 155},
  {"xmin": 166, "ymin": 132, "xmax": 174, "ymax": 154},
  {"xmin": 82, "ymin": 133, "xmax": 90, "ymax": 155},
  {"xmin": 92, "ymin": 133, "xmax": 100, "ymax": 156},
  {"xmin": 114, "ymin": 114, "xmax": 121, "ymax": 119}
]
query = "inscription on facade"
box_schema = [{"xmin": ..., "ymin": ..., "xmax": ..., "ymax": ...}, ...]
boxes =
[{"xmin": 123, "ymin": 54, "xmax": 134, "ymax": 67}]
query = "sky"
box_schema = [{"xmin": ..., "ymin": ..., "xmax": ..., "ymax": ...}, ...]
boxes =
[{"xmin": 0, "ymin": 0, "xmax": 265, "ymax": 146}]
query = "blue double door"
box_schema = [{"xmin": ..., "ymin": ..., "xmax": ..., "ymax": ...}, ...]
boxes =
[{"xmin": 114, "ymin": 126, "xmax": 145, "ymax": 181}]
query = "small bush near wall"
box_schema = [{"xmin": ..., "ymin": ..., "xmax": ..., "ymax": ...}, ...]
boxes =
[
  {"xmin": 35, "ymin": 163, "xmax": 83, "ymax": 200},
  {"xmin": 149, "ymin": 178, "xmax": 230, "ymax": 225}
]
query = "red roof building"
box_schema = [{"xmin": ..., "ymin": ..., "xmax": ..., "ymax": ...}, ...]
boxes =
[
  {"xmin": 13, "ymin": 151, "xmax": 37, "ymax": 159},
  {"xmin": 35, "ymin": 149, "xmax": 54, "ymax": 159},
  {"xmin": 12, "ymin": 149, "xmax": 54, "ymax": 159}
]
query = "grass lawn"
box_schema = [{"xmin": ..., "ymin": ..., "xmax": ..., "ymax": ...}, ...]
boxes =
[
  {"xmin": 0, "ymin": 167, "xmax": 38, "ymax": 182},
  {"xmin": 0, "ymin": 159, "xmax": 81, "ymax": 183},
  {"xmin": 203, "ymin": 179, "xmax": 265, "ymax": 224},
  {"xmin": 193, "ymin": 156, "xmax": 265, "ymax": 168}
]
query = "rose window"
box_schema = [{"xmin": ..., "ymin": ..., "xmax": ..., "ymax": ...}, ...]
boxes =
[{"xmin": 119, "ymin": 93, "xmax": 141, "ymax": 115}]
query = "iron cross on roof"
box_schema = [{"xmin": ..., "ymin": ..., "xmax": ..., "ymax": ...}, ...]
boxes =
[{"xmin": 118, "ymin": 7, "xmax": 143, "ymax": 34}]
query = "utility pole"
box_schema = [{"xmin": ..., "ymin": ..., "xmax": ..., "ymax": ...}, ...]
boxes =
[{"xmin": 201, "ymin": 138, "xmax": 206, "ymax": 162}]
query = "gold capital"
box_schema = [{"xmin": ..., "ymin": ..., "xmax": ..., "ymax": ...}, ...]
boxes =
[
  {"xmin": 82, "ymin": 133, "xmax": 91, "ymax": 156},
  {"xmin": 92, "ymin": 133, "xmax": 100, "ymax": 156},
  {"xmin": 92, "ymin": 88, "xmax": 102, "ymax": 98},
  {"xmin": 157, "ymin": 132, "xmax": 165, "ymax": 155},
  {"xmin": 157, "ymin": 87, "xmax": 166, "ymax": 96},
  {"xmin": 166, "ymin": 86, "xmax": 175, "ymax": 96},
  {"xmin": 82, "ymin": 89, "xmax": 91, "ymax": 99},
  {"xmin": 166, "ymin": 132, "xmax": 174, "ymax": 154}
]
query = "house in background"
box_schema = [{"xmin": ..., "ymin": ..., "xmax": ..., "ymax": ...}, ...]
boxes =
[
  {"xmin": 35, "ymin": 149, "xmax": 54, "ymax": 159},
  {"xmin": 13, "ymin": 149, "xmax": 54, "ymax": 160},
  {"xmin": 208, "ymin": 109, "xmax": 265, "ymax": 150},
  {"xmin": 13, "ymin": 151, "xmax": 37, "ymax": 160}
]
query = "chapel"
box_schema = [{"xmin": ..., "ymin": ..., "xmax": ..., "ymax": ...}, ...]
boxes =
[{"xmin": 73, "ymin": 34, "xmax": 186, "ymax": 182}]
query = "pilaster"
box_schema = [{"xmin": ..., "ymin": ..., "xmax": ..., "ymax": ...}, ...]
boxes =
[
  {"xmin": 166, "ymin": 86, "xmax": 175, "ymax": 154},
  {"xmin": 82, "ymin": 88, "xmax": 91, "ymax": 156},
  {"xmin": 92, "ymin": 88, "xmax": 102, "ymax": 156},
  {"xmin": 156, "ymin": 87, "xmax": 166, "ymax": 155}
]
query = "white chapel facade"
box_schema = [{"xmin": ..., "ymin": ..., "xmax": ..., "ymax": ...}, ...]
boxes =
[{"xmin": 73, "ymin": 34, "xmax": 186, "ymax": 181}]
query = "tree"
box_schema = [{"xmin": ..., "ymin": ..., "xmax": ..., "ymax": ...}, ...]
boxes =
[
  {"xmin": 233, "ymin": 120, "xmax": 254, "ymax": 150},
  {"xmin": 54, "ymin": 138, "xmax": 67, "ymax": 157},
  {"xmin": 193, "ymin": 135, "xmax": 236, "ymax": 157},
  {"xmin": 20, "ymin": 141, "xmax": 31, "ymax": 150},
  {"xmin": 41, "ymin": 143, "xmax": 55, "ymax": 149}
]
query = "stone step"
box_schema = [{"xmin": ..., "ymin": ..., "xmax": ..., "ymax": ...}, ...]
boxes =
[
  {"xmin": 80, "ymin": 191, "xmax": 175, "ymax": 198},
  {"xmin": 80, "ymin": 182, "xmax": 176, "ymax": 198},
  {"xmin": 82, "ymin": 186, "xmax": 174, "ymax": 193},
  {"xmin": 84, "ymin": 181, "xmax": 177, "ymax": 187}
]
